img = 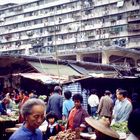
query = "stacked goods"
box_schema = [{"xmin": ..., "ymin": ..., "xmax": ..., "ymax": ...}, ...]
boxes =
[{"xmin": 49, "ymin": 129, "xmax": 81, "ymax": 140}]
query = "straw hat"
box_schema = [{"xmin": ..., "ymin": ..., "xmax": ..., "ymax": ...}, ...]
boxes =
[{"xmin": 85, "ymin": 117, "xmax": 119, "ymax": 139}]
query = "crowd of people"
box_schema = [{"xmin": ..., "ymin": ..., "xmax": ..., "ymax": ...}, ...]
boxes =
[{"xmin": 0, "ymin": 86, "xmax": 140, "ymax": 140}]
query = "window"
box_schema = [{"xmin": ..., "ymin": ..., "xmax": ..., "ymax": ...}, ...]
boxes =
[
  {"xmin": 50, "ymin": 7, "xmax": 54, "ymax": 12},
  {"xmin": 33, "ymin": 11, "xmax": 39, "ymax": 16},
  {"xmin": 40, "ymin": 28, "xmax": 43, "ymax": 34},
  {"xmin": 48, "ymin": 36, "xmax": 52, "ymax": 41},
  {"xmin": 117, "ymin": 14, "xmax": 122, "ymax": 20},
  {"xmin": 56, "ymin": 5, "xmax": 61, "ymax": 10},
  {"xmin": 38, "ymin": 1, "xmax": 45, "ymax": 5},
  {"xmin": 24, "ymin": 12, "xmax": 33, "ymax": 17}
]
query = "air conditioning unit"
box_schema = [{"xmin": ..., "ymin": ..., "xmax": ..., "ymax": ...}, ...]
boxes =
[
  {"xmin": 26, "ymin": 31, "xmax": 34, "ymax": 36},
  {"xmin": 112, "ymin": 39, "xmax": 119, "ymax": 45},
  {"xmin": 119, "ymin": 38, "xmax": 126, "ymax": 47}
]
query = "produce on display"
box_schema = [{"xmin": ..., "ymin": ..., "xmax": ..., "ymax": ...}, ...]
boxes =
[
  {"xmin": 38, "ymin": 95, "xmax": 47, "ymax": 101},
  {"xmin": 57, "ymin": 120, "xmax": 67, "ymax": 126},
  {"xmin": 0, "ymin": 115, "xmax": 18, "ymax": 121},
  {"xmin": 48, "ymin": 129, "xmax": 81, "ymax": 140},
  {"xmin": 111, "ymin": 122, "xmax": 129, "ymax": 134}
]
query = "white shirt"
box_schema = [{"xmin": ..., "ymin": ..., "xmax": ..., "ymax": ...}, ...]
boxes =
[{"xmin": 88, "ymin": 94, "xmax": 99, "ymax": 107}]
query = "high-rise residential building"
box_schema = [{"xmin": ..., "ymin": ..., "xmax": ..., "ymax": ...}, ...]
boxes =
[{"xmin": 0, "ymin": 0, "xmax": 140, "ymax": 67}]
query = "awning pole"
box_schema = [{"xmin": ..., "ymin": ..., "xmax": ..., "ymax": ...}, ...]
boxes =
[{"xmin": 54, "ymin": 8, "xmax": 61, "ymax": 85}]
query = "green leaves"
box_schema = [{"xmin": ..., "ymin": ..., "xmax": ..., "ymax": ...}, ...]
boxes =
[{"xmin": 111, "ymin": 122, "xmax": 129, "ymax": 133}]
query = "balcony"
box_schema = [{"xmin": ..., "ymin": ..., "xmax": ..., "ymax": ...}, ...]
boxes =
[
  {"xmin": 84, "ymin": 24, "xmax": 93, "ymax": 30},
  {"xmin": 95, "ymin": 0, "xmax": 118, "ymax": 7},
  {"xmin": 5, "ymin": 34, "xmax": 12, "ymax": 40},
  {"xmin": 47, "ymin": 26, "xmax": 61, "ymax": 33},
  {"xmin": 128, "ymin": 15, "xmax": 140, "ymax": 22},
  {"xmin": 127, "ymin": 41, "xmax": 140, "ymax": 49},
  {"xmin": 87, "ymin": 32, "xmax": 95, "ymax": 39},
  {"xmin": 128, "ymin": 23, "xmax": 140, "ymax": 32},
  {"xmin": 5, "ymin": 15, "xmax": 24, "ymax": 25},
  {"xmin": 1, "ymin": 23, "xmax": 44, "ymax": 35},
  {"xmin": 57, "ymin": 49, "xmax": 76, "ymax": 55},
  {"xmin": 0, "ymin": 17, "xmax": 5, "ymax": 22},
  {"xmin": 0, "ymin": 43, "xmax": 32, "ymax": 52},
  {"xmin": 2, "ymin": 13, "xmax": 46, "ymax": 27},
  {"xmin": 116, "ymin": 19, "xmax": 127, "ymax": 25}
]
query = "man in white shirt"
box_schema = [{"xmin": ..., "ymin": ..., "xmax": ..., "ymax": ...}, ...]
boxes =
[{"xmin": 88, "ymin": 89, "xmax": 99, "ymax": 117}]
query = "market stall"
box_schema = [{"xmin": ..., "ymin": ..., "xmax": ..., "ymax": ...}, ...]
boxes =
[
  {"xmin": 47, "ymin": 116, "xmax": 130, "ymax": 140},
  {"xmin": 0, "ymin": 115, "xmax": 18, "ymax": 140},
  {"xmin": 12, "ymin": 73, "xmax": 67, "ymax": 96}
]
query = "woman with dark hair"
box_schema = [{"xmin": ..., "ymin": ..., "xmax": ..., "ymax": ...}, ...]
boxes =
[
  {"xmin": 62, "ymin": 90, "xmax": 74, "ymax": 121},
  {"xmin": 67, "ymin": 94, "xmax": 89, "ymax": 131},
  {"xmin": 45, "ymin": 111, "xmax": 62, "ymax": 140},
  {"xmin": 127, "ymin": 108, "xmax": 140, "ymax": 140}
]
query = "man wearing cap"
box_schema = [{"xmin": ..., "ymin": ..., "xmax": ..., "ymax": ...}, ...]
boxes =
[{"xmin": 46, "ymin": 86, "xmax": 63, "ymax": 119}]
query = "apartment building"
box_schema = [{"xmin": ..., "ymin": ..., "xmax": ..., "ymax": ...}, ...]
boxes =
[{"xmin": 0, "ymin": 0, "xmax": 140, "ymax": 67}]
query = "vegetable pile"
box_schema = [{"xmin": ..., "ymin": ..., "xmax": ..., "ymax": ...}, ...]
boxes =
[
  {"xmin": 57, "ymin": 120, "xmax": 67, "ymax": 126},
  {"xmin": 111, "ymin": 122, "xmax": 129, "ymax": 133},
  {"xmin": 0, "ymin": 115, "xmax": 18, "ymax": 121},
  {"xmin": 49, "ymin": 129, "xmax": 81, "ymax": 140},
  {"xmin": 38, "ymin": 95, "xmax": 47, "ymax": 101}
]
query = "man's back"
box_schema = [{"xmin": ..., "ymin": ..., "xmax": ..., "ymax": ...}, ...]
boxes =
[
  {"xmin": 88, "ymin": 94, "xmax": 99, "ymax": 107},
  {"xmin": 98, "ymin": 95, "xmax": 113, "ymax": 117},
  {"xmin": 47, "ymin": 93, "xmax": 63, "ymax": 119}
]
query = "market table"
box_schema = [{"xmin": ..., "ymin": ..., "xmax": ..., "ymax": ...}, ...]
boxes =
[
  {"xmin": 5, "ymin": 127, "xmax": 18, "ymax": 133},
  {"xmin": 15, "ymin": 123, "xmax": 22, "ymax": 127},
  {"xmin": 0, "ymin": 115, "xmax": 18, "ymax": 140}
]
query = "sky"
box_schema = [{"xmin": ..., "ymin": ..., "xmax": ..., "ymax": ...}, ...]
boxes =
[{"xmin": 0, "ymin": 0, "xmax": 35, "ymax": 5}]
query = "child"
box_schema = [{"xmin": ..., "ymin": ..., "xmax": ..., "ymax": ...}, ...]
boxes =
[{"xmin": 45, "ymin": 111, "xmax": 62, "ymax": 140}]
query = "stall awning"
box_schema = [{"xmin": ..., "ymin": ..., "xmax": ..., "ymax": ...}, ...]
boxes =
[
  {"xmin": 28, "ymin": 61, "xmax": 82, "ymax": 77},
  {"xmin": 13, "ymin": 73, "xmax": 67, "ymax": 84}
]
